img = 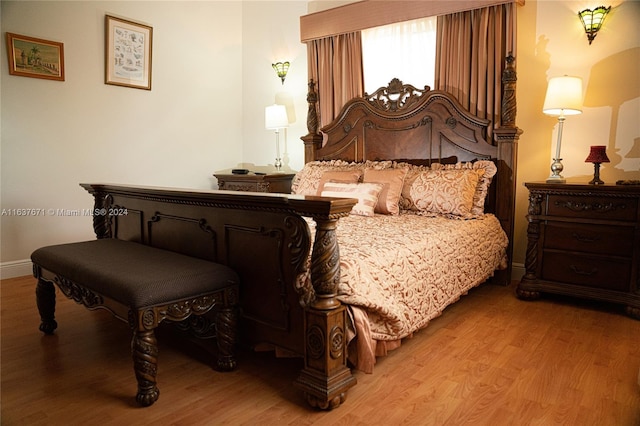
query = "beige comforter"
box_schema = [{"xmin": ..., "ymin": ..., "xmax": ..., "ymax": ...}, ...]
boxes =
[{"xmin": 300, "ymin": 212, "xmax": 508, "ymax": 371}]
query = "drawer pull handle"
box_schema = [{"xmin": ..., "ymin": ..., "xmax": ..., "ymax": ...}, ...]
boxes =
[
  {"xmin": 572, "ymin": 233, "xmax": 600, "ymax": 243},
  {"xmin": 570, "ymin": 265, "xmax": 597, "ymax": 276},
  {"xmin": 555, "ymin": 200, "xmax": 626, "ymax": 214}
]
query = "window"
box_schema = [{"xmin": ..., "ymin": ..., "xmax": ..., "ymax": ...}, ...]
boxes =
[{"xmin": 361, "ymin": 16, "xmax": 437, "ymax": 94}]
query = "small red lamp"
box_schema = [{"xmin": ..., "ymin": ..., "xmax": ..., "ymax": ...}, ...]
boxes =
[{"xmin": 585, "ymin": 145, "xmax": 610, "ymax": 185}]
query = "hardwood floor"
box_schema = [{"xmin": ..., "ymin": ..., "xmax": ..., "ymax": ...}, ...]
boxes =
[{"xmin": 2, "ymin": 275, "xmax": 639, "ymax": 425}]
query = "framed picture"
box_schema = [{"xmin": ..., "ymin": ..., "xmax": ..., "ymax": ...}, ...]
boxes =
[
  {"xmin": 6, "ymin": 33, "xmax": 65, "ymax": 81},
  {"xmin": 105, "ymin": 15, "xmax": 153, "ymax": 90}
]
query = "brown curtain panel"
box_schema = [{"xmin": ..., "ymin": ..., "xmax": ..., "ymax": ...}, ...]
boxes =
[
  {"xmin": 307, "ymin": 32, "xmax": 364, "ymax": 129},
  {"xmin": 435, "ymin": 3, "xmax": 516, "ymax": 140}
]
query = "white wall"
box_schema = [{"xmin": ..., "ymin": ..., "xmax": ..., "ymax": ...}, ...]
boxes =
[
  {"xmin": 240, "ymin": 1, "xmax": 309, "ymax": 173},
  {"xmin": 0, "ymin": 1, "xmax": 307, "ymax": 277}
]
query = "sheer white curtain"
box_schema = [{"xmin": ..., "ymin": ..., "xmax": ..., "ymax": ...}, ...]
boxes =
[{"xmin": 361, "ymin": 16, "xmax": 437, "ymax": 94}]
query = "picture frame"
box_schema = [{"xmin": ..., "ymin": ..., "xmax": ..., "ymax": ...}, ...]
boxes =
[
  {"xmin": 105, "ymin": 15, "xmax": 153, "ymax": 90},
  {"xmin": 6, "ymin": 33, "xmax": 65, "ymax": 81}
]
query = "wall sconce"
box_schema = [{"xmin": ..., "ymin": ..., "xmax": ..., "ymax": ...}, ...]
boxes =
[
  {"xmin": 585, "ymin": 145, "xmax": 610, "ymax": 184},
  {"xmin": 265, "ymin": 104, "xmax": 289, "ymax": 170},
  {"xmin": 543, "ymin": 75, "xmax": 584, "ymax": 183},
  {"xmin": 272, "ymin": 62, "xmax": 290, "ymax": 84},
  {"xmin": 578, "ymin": 6, "xmax": 611, "ymax": 45}
]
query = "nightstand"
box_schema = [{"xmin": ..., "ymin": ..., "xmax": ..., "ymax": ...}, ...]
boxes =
[
  {"xmin": 214, "ymin": 172, "xmax": 295, "ymax": 194},
  {"xmin": 517, "ymin": 182, "xmax": 640, "ymax": 319}
]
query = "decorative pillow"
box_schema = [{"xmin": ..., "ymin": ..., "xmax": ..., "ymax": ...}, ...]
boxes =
[
  {"xmin": 320, "ymin": 182, "xmax": 385, "ymax": 217},
  {"xmin": 291, "ymin": 160, "xmax": 364, "ymax": 196},
  {"xmin": 397, "ymin": 164, "xmax": 425, "ymax": 211},
  {"xmin": 408, "ymin": 169, "xmax": 482, "ymax": 217},
  {"xmin": 363, "ymin": 168, "xmax": 408, "ymax": 215},
  {"xmin": 398, "ymin": 160, "xmax": 496, "ymax": 215},
  {"xmin": 316, "ymin": 170, "xmax": 362, "ymax": 195},
  {"xmin": 432, "ymin": 161, "xmax": 497, "ymax": 215}
]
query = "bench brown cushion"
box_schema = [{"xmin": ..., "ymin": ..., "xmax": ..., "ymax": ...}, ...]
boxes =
[{"xmin": 31, "ymin": 239, "xmax": 239, "ymax": 309}]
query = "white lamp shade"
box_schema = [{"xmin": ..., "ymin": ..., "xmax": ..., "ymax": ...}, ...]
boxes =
[
  {"xmin": 265, "ymin": 104, "xmax": 289, "ymax": 129},
  {"xmin": 542, "ymin": 76, "xmax": 583, "ymax": 116}
]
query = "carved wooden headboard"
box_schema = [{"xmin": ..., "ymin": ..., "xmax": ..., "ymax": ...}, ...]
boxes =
[
  {"xmin": 300, "ymin": 56, "xmax": 522, "ymax": 282},
  {"xmin": 322, "ymin": 80, "xmax": 498, "ymax": 163}
]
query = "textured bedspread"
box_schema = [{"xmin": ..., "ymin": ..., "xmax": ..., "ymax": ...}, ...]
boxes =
[{"xmin": 304, "ymin": 213, "xmax": 508, "ymax": 342}]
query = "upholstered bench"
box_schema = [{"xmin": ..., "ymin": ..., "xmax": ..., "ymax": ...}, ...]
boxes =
[{"xmin": 31, "ymin": 238, "xmax": 239, "ymax": 406}]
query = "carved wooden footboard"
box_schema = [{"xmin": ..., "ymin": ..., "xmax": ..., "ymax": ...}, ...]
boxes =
[{"xmin": 80, "ymin": 183, "xmax": 357, "ymax": 409}]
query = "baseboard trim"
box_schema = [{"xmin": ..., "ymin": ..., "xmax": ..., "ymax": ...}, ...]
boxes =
[
  {"xmin": 511, "ymin": 262, "xmax": 525, "ymax": 282},
  {"xmin": 1, "ymin": 259, "xmax": 33, "ymax": 279}
]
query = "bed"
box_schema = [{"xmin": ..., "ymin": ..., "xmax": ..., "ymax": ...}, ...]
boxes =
[
  {"xmin": 79, "ymin": 56, "xmax": 520, "ymax": 410},
  {"xmin": 292, "ymin": 55, "xmax": 521, "ymax": 407}
]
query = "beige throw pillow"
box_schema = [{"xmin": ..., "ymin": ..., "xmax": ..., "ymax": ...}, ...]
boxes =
[
  {"xmin": 409, "ymin": 169, "xmax": 482, "ymax": 217},
  {"xmin": 316, "ymin": 170, "xmax": 363, "ymax": 195},
  {"xmin": 431, "ymin": 161, "xmax": 496, "ymax": 215},
  {"xmin": 320, "ymin": 182, "xmax": 385, "ymax": 217},
  {"xmin": 363, "ymin": 168, "xmax": 408, "ymax": 215}
]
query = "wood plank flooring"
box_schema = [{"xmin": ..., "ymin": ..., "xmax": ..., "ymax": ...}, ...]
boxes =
[{"xmin": 2, "ymin": 275, "xmax": 639, "ymax": 425}]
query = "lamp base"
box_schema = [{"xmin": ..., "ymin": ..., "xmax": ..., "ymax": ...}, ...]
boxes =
[
  {"xmin": 588, "ymin": 162, "xmax": 604, "ymax": 185},
  {"xmin": 546, "ymin": 177, "xmax": 566, "ymax": 183},
  {"xmin": 546, "ymin": 158, "xmax": 565, "ymax": 183},
  {"xmin": 546, "ymin": 174, "xmax": 566, "ymax": 184}
]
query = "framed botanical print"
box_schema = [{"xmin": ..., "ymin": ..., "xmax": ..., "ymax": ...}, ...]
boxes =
[
  {"xmin": 6, "ymin": 32, "xmax": 65, "ymax": 81},
  {"xmin": 105, "ymin": 15, "xmax": 153, "ymax": 90}
]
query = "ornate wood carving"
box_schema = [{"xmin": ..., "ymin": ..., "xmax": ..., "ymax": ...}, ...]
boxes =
[
  {"xmin": 527, "ymin": 192, "xmax": 543, "ymax": 216},
  {"xmin": 294, "ymin": 210, "xmax": 356, "ymax": 409},
  {"xmin": 553, "ymin": 199, "xmax": 626, "ymax": 214},
  {"xmin": 306, "ymin": 79, "xmax": 319, "ymax": 135},
  {"xmin": 295, "ymin": 305, "xmax": 356, "ymax": 410},
  {"xmin": 364, "ymin": 78, "xmax": 430, "ymax": 112},
  {"xmin": 147, "ymin": 213, "xmax": 217, "ymax": 260},
  {"xmin": 286, "ymin": 215, "xmax": 312, "ymax": 273},
  {"xmin": 518, "ymin": 190, "xmax": 542, "ymax": 298},
  {"xmin": 301, "ymin": 79, "xmax": 324, "ymax": 163},
  {"xmin": 34, "ymin": 274, "xmax": 58, "ymax": 334},
  {"xmin": 174, "ymin": 315, "xmax": 215, "ymax": 338},
  {"xmin": 523, "ymin": 221, "xmax": 540, "ymax": 279},
  {"xmin": 309, "ymin": 216, "xmax": 342, "ymax": 310},
  {"xmin": 55, "ymin": 275, "xmax": 104, "ymax": 307},
  {"xmin": 501, "ymin": 54, "xmax": 517, "ymax": 128},
  {"xmin": 92, "ymin": 192, "xmax": 113, "ymax": 239},
  {"xmin": 216, "ymin": 306, "xmax": 239, "ymax": 371},
  {"xmin": 132, "ymin": 329, "xmax": 160, "ymax": 406}
]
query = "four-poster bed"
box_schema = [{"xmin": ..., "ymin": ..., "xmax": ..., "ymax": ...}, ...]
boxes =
[{"xmin": 73, "ymin": 56, "xmax": 520, "ymax": 409}]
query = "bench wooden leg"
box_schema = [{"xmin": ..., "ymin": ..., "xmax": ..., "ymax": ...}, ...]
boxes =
[
  {"xmin": 131, "ymin": 329, "xmax": 160, "ymax": 407},
  {"xmin": 215, "ymin": 306, "xmax": 237, "ymax": 371},
  {"xmin": 36, "ymin": 278, "xmax": 57, "ymax": 335}
]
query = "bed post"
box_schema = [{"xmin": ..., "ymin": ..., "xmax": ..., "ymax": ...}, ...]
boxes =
[
  {"xmin": 294, "ymin": 211, "xmax": 357, "ymax": 410},
  {"xmin": 296, "ymin": 80, "xmax": 357, "ymax": 409},
  {"xmin": 301, "ymin": 79, "xmax": 323, "ymax": 164},
  {"xmin": 493, "ymin": 54, "xmax": 523, "ymax": 285}
]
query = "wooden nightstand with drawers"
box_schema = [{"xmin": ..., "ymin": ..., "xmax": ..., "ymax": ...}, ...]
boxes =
[
  {"xmin": 517, "ymin": 182, "xmax": 640, "ymax": 319},
  {"xmin": 214, "ymin": 171, "xmax": 295, "ymax": 194}
]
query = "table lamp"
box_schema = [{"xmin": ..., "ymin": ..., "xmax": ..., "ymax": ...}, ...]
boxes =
[
  {"xmin": 543, "ymin": 76, "xmax": 584, "ymax": 183},
  {"xmin": 265, "ymin": 104, "xmax": 289, "ymax": 171},
  {"xmin": 585, "ymin": 145, "xmax": 610, "ymax": 185}
]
